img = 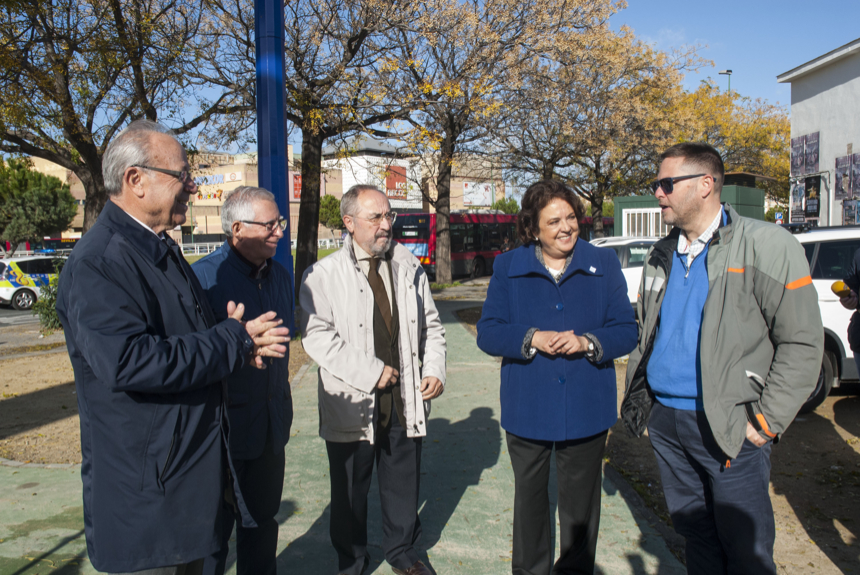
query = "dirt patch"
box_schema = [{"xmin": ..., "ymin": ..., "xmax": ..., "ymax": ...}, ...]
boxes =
[
  {"xmin": 0, "ymin": 339, "xmax": 312, "ymax": 465},
  {"xmin": 457, "ymin": 305, "xmax": 860, "ymax": 574}
]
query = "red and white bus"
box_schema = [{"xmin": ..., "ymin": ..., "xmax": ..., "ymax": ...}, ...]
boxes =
[{"xmin": 393, "ymin": 211, "xmax": 614, "ymax": 279}]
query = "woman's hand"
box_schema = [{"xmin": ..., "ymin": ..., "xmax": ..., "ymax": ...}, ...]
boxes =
[
  {"xmin": 530, "ymin": 330, "xmax": 559, "ymax": 355},
  {"xmin": 548, "ymin": 331, "xmax": 589, "ymax": 355}
]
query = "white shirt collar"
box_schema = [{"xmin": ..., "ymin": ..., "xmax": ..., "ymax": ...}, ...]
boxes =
[{"xmin": 126, "ymin": 212, "xmax": 164, "ymax": 239}]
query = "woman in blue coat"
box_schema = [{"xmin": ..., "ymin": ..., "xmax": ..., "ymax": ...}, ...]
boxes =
[{"xmin": 477, "ymin": 179, "xmax": 637, "ymax": 574}]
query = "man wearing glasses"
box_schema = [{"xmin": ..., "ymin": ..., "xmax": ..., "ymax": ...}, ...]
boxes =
[
  {"xmin": 192, "ymin": 186, "xmax": 294, "ymax": 575},
  {"xmin": 621, "ymin": 142, "xmax": 822, "ymax": 574},
  {"xmin": 300, "ymin": 185, "xmax": 446, "ymax": 575},
  {"xmin": 56, "ymin": 120, "xmax": 290, "ymax": 574}
]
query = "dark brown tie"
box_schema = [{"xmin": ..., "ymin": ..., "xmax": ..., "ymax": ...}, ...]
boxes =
[{"xmin": 367, "ymin": 257, "xmax": 392, "ymax": 333}]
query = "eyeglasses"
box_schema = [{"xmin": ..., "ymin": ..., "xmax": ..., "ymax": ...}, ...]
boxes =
[
  {"xmin": 356, "ymin": 212, "xmax": 397, "ymax": 225},
  {"xmin": 132, "ymin": 164, "xmax": 192, "ymax": 184},
  {"xmin": 650, "ymin": 174, "xmax": 709, "ymax": 194},
  {"xmin": 240, "ymin": 217, "xmax": 288, "ymax": 233}
]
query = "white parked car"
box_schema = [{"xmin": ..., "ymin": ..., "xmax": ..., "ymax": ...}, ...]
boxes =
[
  {"xmin": 789, "ymin": 225, "xmax": 860, "ymax": 412},
  {"xmin": 591, "ymin": 236, "xmax": 660, "ymax": 306}
]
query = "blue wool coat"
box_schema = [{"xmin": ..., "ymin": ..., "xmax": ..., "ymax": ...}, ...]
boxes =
[
  {"xmin": 56, "ymin": 201, "xmax": 256, "ymax": 572},
  {"xmin": 192, "ymin": 242, "xmax": 294, "ymax": 460},
  {"xmin": 476, "ymin": 241, "xmax": 637, "ymax": 441}
]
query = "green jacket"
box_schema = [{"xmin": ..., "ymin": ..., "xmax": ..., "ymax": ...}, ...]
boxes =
[{"xmin": 621, "ymin": 204, "xmax": 823, "ymax": 458}]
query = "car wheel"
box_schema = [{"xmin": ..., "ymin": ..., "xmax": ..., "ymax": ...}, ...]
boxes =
[
  {"xmin": 12, "ymin": 289, "xmax": 36, "ymax": 310},
  {"xmin": 799, "ymin": 350, "xmax": 836, "ymax": 414},
  {"xmin": 470, "ymin": 257, "xmax": 486, "ymax": 279}
]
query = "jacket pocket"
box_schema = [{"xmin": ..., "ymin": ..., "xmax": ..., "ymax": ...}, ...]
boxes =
[
  {"xmin": 319, "ymin": 370, "xmax": 370, "ymax": 434},
  {"xmin": 155, "ymin": 411, "xmax": 182, "ymax": 490}
]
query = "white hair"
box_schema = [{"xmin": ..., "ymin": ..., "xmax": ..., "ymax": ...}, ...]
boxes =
[
  {"xmin": 221, "ymin": 186, "xmax": 277, "ymax": 237},
  {"xmin": 102, "ymin": 119, "xmax": 177, "ymax": 196}
]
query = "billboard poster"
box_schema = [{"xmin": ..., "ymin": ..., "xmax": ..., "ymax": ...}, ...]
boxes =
[
  {"xmin": 804, "ymin": 176, "xmax": 820, "ymax": 218},
  {"xmin": 290, "ymin": 173, "xmax": 302, "ymax": 201},
  {"xmin": 791, "ymin": 136, "xmax": 805, "ymax": 176},
  {"xmin": 804, "ymin": 132, "xmax": 819, "ymax": 174},
  {"xmin": 225, "ymin": 171, "xmax": 243, "ymax": 183},
  {"xmin": 463, "ymin": 181, "xmax": 494, "ymax": 206},
  {"xmin": 385, "ymin": 166, "xmax": 408, "ymax": 200},
  {"xmin": 853, "ymin": 154, "xmax": 860, "ymax": 198},
  {"xmin": 835, "ymin": 156, "xmax": 851, "ymax": 200},
  {"xmin": 790, "ymin": 180, "xmax": 805, "ymax": 222},
  {"xmin": 844, "ymin": 200, "xmax": 857, "ymax": 226}
]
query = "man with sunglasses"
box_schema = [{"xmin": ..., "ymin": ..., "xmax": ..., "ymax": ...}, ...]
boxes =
[
  {"xmin": 192, "ymin": 186, "xmax": 294, "ymax": 575},
  {"xmin": 56, "ymin": 120, "xmax": 290, "ymax": 574},
  {"xmin": 300, "ymin": 185, "xmax": 446, "ymax": 575},
  {"xmin": 621, "ymin": 142, "xmax": 822, "ymax": 574}
]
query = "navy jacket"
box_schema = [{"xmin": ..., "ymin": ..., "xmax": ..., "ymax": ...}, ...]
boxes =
[
  {"xmin": 192, "ymin": 241, "xmax": 293, "ymax": 459},
  {"xmin": 476, "ymin": 241, "xmax": 637, "ymax": 441},
  {"xmin": 57, "ymin": 201, "xmax": 256, "ymax": 572}
]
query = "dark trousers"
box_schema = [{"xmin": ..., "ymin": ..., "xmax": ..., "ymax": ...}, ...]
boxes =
[
  {"xmin": 202, "ymin": 429, "xmax": 286, "ymax": 575},
  {"xmin": 110, "ymin": 559, "xmax": 204, "ymax": 575},
  {"xmin": 648, "ymin": 402, "xmax": 776, "ymax": 575},
  {"xmin": 506, "ymin": 430, "xmax": 608, "ymax": 575},
  {"xmin": 326, "ymin": 416, "xmax": 423, "ymax": 575}
]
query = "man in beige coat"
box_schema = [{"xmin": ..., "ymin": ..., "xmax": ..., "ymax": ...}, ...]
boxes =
[{"xmin": 300, "ymin": 185, "xmax": 446, "ymax": 575}]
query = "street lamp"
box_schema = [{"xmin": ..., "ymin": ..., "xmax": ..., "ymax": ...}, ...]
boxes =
[{"xmin": 719, "ymin": 69, "xmax": 732, "ymax": 93}]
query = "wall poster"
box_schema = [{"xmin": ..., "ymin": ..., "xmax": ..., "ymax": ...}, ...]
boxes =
[
  {"xmin": 804, "ymin": 176, "xmax": 820, "ymax": 219},
  {"xmin": 853, "ymin": 153, "xmax": 860, "ymax": 198},
  {"xmin": 835, "ymin": 156, "xmax": 851, "ymax": 200},
  {"xmin": 804, "ymin": 132, "xmax": 820, "ymax": 174},
  {"xmin": 791, "ymin": 136, "xmax": 806, "ymax": 176},
  {"xmin": 844, "ymin": 200, "xmax": 857, "ymax": 226},
  {"xmin": 385, "ymin": 166, "xmax": 408, "ymax": 200},
  {"xmin": 463, "ymin": 181, "xmax": 494, "ymax": 206},
  {"xmin": 790, "ymin": 180, "xmax": 805, "ymax": 222}
]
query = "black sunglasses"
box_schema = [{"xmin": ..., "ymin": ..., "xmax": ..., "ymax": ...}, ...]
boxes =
[{"xmin": 650, "ymin": 174, "xmax": 708, "ymax": 194}]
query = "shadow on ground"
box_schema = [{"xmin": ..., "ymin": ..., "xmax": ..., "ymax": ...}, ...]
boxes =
[{"xmin": 0, "ymin": 381, "xmax": 77, "ymax": 440}]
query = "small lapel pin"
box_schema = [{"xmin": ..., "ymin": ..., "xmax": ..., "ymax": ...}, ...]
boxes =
[{"xmin": 589, "ymin": 266, "xmax": 597, "ymax": 273}]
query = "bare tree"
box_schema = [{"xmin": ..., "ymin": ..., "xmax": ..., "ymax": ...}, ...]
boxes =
[{"xmin": 0, "ymin": 0, "xmax": 255, "ymax": 231}]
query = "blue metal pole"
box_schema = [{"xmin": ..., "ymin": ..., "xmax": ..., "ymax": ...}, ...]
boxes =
[{"xmin": 254, "ymin": 0, "xmax": 295, "ymax": 306}]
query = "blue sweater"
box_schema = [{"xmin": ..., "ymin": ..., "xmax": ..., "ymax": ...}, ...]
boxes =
[{"xmin": 646, "ymin": 246, "xmax": 710, "ymax": 410}]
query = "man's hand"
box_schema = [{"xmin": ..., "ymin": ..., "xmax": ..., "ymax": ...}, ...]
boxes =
[
  {"xmin": 745, "ymin": 422, "xmax": 768, "ymax": 447},
  {"xmin": 548, "ymin": 331, "xmax": 589, "ymax": 355},
  {"xmin": 420, "ymin": 376, "xmax": 444, "ymax": 400},
  {"xmin": 228, "ymin": 301, "xmax": 290, "ymax": 369},
  {"xmin": 531, "ymin": 330, "xmax": 559, "ymax": 355},
  {"xmin": 377, "ymin": 365, "xmax": 399, "ymax": 390},
  {"xmin": 840, "ymin": 290, "xmax": 858, "ymax": 310}
]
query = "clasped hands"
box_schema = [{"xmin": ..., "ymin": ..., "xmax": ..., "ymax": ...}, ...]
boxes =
[
  {"xmin": 228, "ymin": 301, "xmax": 291, "ymax": 369},
  {"xmin": 376, "ymin": 365, "xmax": 444, "ymax": 400},
  {"xmin": 840, "ymin": 289, "xmax": 858, "ymax": 310},
  {"xmin": 531, "ymin": 330, "xmax": 589, "ymax": 356}
]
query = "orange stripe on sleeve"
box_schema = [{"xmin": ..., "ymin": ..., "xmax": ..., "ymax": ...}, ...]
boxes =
[
  {"xmin": 786, "ymin": 275, "xmax": 812, "ymax": 290},
  {"xmin": 727, "ymin": 267, "xmax": 745, "ymax": 273},
  {"xmin": 756, "ymin": 414, "xmax": 777, "ymax": 438}
]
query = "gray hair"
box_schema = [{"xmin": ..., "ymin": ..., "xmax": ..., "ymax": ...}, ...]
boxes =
[
  {"xmin": 102, "ymin": 119, "xmax": 177, "ymax": 196},
  {"xmin": 341, "ymin": 184, "xmax": 382, "ymax": 218},
  {"xmin": 221, "ymin": 186, "xmax": 277, "ymax": 237}
]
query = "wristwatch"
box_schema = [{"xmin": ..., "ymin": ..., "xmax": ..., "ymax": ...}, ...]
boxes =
[{"xmin": 585, "ymin": 339, "xmax": 595, "ymax": 358}]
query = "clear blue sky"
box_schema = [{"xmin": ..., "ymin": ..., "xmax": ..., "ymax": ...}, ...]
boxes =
[{"xmin": 611, "ymin": 0, "xmax": 860, "ymax": 109}]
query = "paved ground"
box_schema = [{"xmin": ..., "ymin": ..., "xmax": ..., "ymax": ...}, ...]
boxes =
[{"xmin": 0, "ymin": 298, "xmax": 683, "ymax": 575}]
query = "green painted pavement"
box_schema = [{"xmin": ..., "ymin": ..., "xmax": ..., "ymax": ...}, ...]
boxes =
[{"xmin": 0, "ymin": 299, "xmax": 683, "ymax": 575}]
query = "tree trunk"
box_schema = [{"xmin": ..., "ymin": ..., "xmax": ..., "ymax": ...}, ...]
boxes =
[
  {"xmin": 294, "ymin": 131, "xmax": 324, "ymax": 298},
  {"xmin": 434, "ymin": 138, "xmax": 454, "ymax": 285},
  {"xmin": 77, "ymin": 166, "xmax": 109, "ymax": 233}
]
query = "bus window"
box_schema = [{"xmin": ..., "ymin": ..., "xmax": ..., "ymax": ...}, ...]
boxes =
[{"xmin": 483, "ymin": 223, "xmax": 501, "ymax": 251}]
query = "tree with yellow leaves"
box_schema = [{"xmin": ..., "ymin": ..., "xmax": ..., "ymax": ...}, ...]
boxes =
[
  {"xmin": 496, "ymin": 27, "xmax": 700, "ymax": 237},
  {"xmin": 392, "ymin": 0, "xmax": 620, "ymax": 283},
  {"xmin": 673, "ymin": 80, "xmax": 790, "ymax": 204}
]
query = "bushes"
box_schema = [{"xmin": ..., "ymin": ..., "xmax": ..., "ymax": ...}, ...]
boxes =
[{"xmin": 32, "ymin": 259, "xmax": 65, "ymax": 334}]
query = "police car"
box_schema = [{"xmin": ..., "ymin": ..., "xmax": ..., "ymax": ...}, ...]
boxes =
[{"xmin": 0, "ymin": 256, "xmax": 64, "ymax": 310}]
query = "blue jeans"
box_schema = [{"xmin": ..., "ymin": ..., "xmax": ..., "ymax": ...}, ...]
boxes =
[{"xmin": 648, "ymin": 402, "xmax": 776, "ymax": 575}]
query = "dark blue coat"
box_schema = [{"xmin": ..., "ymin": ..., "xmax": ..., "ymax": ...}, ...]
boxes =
[
  {"xmin": 476, "ymin": 241, "xmax": 637, "ymax": 441},
  {"xmin": 192, "ymin": 242, "xmax": 293, "ymax": 460},
  {"xmin": 56, "ymin": 201, "xmax": 256, "ymax": 572}
]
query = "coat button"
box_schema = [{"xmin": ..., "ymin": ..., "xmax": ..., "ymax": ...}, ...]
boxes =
[
  {"xmin": 556, "ymin": 303, "xmax": 564, "ymax": 311},
  {"xmin": 258, "ymin": 283, "xmax": 262, "ymax": 290},
  {"xmin": 559, "ymin": 377, "xmax": 566, "ymax": 384},
  {"xmin": 413, "ymin": 352, "xmax": 417, "ymax": 357},
  {"xmin": 359, "ymin": 324, "xmax": 362, "ymax": 327}
]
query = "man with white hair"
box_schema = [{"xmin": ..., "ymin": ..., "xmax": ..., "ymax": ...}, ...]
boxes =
[
  {"xmin": 193, "ymin": 186, "xmax": 294, "ymax": 575},
  {"xmin": 300, "ymin": 184, "xmax": 446, "ymax": 575},
  {"xmin": 57, "ymin": 120, "xmax": 290, "ymax": 575}
]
